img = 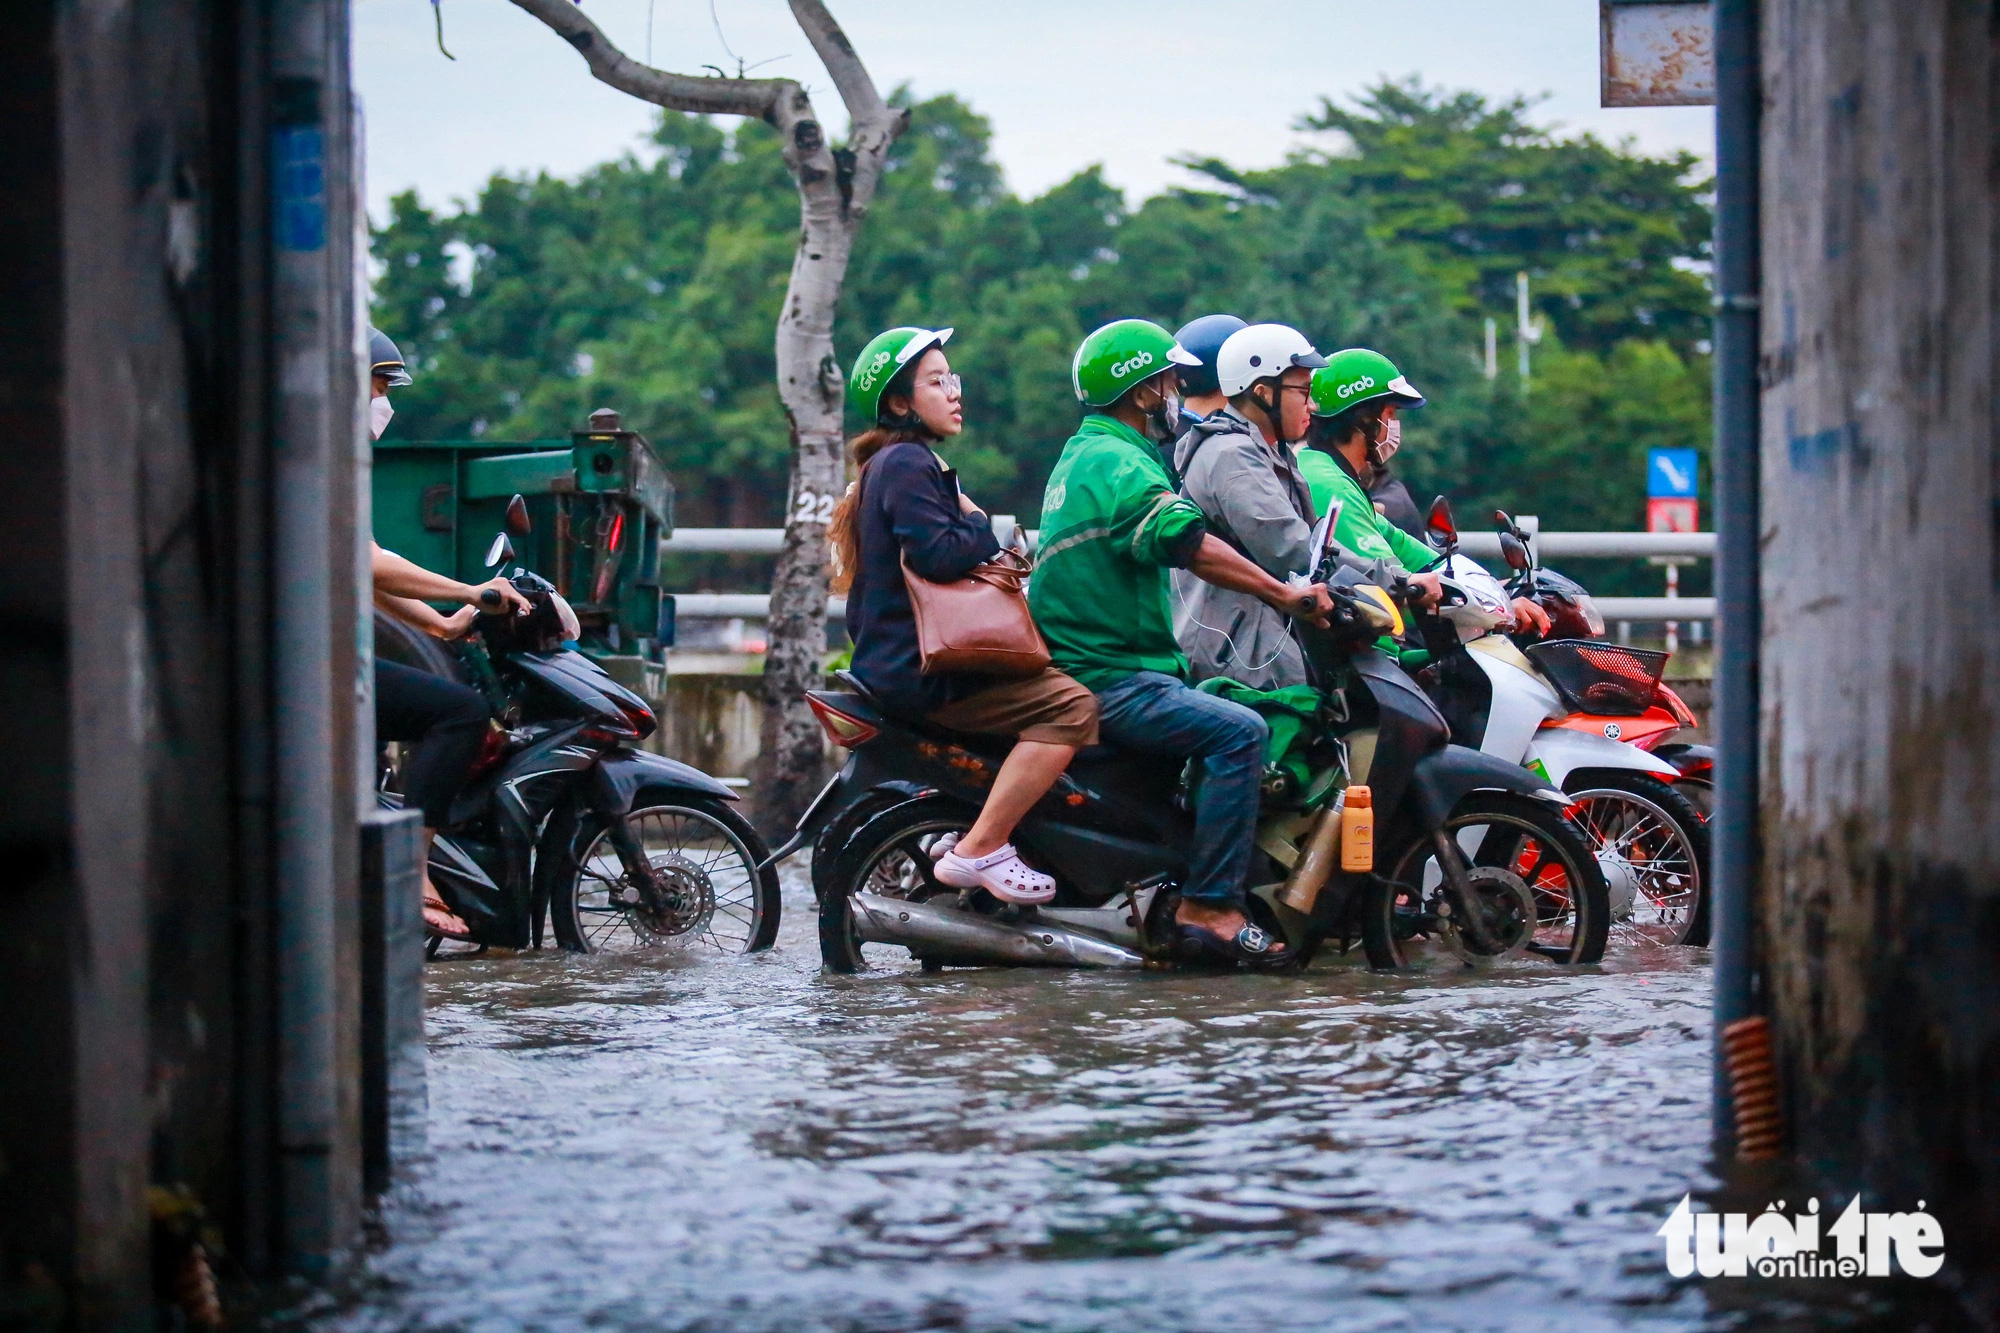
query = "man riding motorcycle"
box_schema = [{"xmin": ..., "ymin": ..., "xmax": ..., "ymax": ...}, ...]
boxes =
[
  {"xmin": 1299, "ymin": 349, "xmax": 1537, "ymax": 641},
  {"xmin": 1028, "ymin": 319, "xmax": 1335, "ymax": 965},
  {"xmin": 1170, "ymin": 322, "xmax": 1332, "ymax": 689}
]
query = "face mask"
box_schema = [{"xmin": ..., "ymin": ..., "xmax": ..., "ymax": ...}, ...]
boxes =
[
  {"xmin": 370, "ymin": 394, "xmax": 395, "ymax": 440},
  {"xmin": 1143, "ymin": 386, "xmax": 1182, "ymax": 443},
  {"xmin": 1371, "ymin": 415, "xmax": 1402, "ymax": 464}
]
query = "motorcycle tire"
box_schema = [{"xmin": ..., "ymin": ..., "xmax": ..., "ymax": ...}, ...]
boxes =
[
  {"xmin": 1562, "ymin": 769, "xmax": 1711, "ymax": 947},
  {"xmin": 546, "ymin": 790, "xmax": 779, "ymax": 955},
  {"xmin": 1364, "ymin": 791, "xmax": 1611, "ymax": 968},
  {"xmin": 817, "ymin": 797, "xmax": 976, "ymax": 974}
]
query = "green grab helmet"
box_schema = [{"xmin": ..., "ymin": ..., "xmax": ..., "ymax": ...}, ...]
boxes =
[
  {"xmin": 1309, "ymin": 347, "xmax": 1426, "ymax": 418},
  {"xmin": 847, "ymin": 326, "xmax": 953, "ymax": 423},
  {"xmin": 1071, "ymin": 319, "xmax": 1201, "ymax": 407}
]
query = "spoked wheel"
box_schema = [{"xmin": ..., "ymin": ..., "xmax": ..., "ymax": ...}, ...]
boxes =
[
  {"xmin": 1563, "ymin": 771, "xmax": 1711, "ymax": 947},
  {"xmin": 550, "ymin": 793, "xmax": 779, "ymax": 955},
  {"xmin": 818, "ymin": 802, "xmax": 973, "ymax": 974},
  {"xmin": 1364, "ymin": 792, "xmax": 1610, "ymax": 968}
]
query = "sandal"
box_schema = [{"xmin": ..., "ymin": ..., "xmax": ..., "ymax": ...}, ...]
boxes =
[
  {"xmin": 1173, "ymin": 919, "xmax": 1298, "ymax": 970},
  {"xmin": 423, "ymin": 894, "xmax": 472, "ymax": 940},
  {"xmin": 930, "ymin": 837, "xmax": 1057, "ymax": 905}
]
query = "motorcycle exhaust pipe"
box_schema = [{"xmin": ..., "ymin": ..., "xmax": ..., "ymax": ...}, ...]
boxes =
[{"xmin": 850, "ymin": 892, "xmax": 1147, "ymax": 969}]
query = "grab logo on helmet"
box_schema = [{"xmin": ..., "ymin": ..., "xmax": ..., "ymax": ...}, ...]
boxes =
[
  {"xmin": 858, "ymin": 349, "xmax": 893, "ymax": 391},
  {"xmin": 1110, "ymin": 350, "xmax": 1156, "ymax": 380},
  {"xmin": 1337, "ymin": 374, "xmax": 1378, "ymax": 400}
]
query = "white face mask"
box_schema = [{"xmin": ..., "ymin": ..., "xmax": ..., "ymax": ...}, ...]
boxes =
[
  {"xmin": 1372, "ymin": 415, "xmax": 1402, "ymax": 463},
  {"xmin": 370, "ymin": 394, "xmax": 395, "ymax": 440}
]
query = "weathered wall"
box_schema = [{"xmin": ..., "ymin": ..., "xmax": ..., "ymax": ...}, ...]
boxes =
[
  {"xmin": 1760, "ymin": 0, "xmax": 1999, "ymax": 1305},
  {"xmin": 1, "ymin": 1, "xmax": 366, "ymax": 1322}
]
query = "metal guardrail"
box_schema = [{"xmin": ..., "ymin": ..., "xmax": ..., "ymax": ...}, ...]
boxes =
[
  {"xmin": 664, "ymin": 527, "xmax": 1718, "ymax": 560},
  {"xmin": 664, "ymin": 525, "xmax": 1717, "ymax": 621},
  {"xmin": 671, "ymin": 594, "xmax": 1712, "ymax": 622}
]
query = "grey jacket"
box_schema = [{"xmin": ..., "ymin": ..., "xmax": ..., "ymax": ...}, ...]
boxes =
[{"xmin": 1170, "ymin": 407, "xmax": 1318, "ymax": 689}]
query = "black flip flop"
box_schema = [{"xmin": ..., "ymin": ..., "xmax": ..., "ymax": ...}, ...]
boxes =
[{"xmin": 1173, "ymin": 921, "xmax": 1299, "ymax": 970}]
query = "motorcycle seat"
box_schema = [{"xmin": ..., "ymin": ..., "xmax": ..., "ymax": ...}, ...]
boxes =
[{"xmin": 834, "ymin": 670, "xmax": 1150, "ymax": 769}]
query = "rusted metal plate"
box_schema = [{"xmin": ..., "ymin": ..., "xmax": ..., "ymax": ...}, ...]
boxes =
[{"xmin": 1600, "ymin": 0, "xmax": 1715, "ymax": 106}]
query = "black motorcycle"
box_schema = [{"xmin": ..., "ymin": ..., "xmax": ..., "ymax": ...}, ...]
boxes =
[
  {"xmin": 377, "ymin": 525, "xmax": 779, "ymax": 957},
  {"xmin": 773, "ymin": 544, "xmax": 1607, "ymax": 974}
]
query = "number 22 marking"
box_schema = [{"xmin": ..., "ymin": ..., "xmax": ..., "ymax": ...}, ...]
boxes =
[{"xmin": 793, "ymin": 490, "xmax": 836, "ymax": 525}]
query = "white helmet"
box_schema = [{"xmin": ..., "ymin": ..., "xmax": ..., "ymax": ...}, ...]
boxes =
[{"xmin": 1214, "ymin": 323, "xmax": 1327, "ymax": 398}]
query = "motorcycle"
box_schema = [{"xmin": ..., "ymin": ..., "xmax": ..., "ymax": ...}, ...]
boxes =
[
  {"xmin": 774, "ymin": 520, "xmax": 1610, "ymax": 974},
  {"xmin": 378, "ymin": 511, "xmax": 780, "ymax": 957},
  {"xmin": 1507, "ymin": 554, "xmax": 1715, "ymax": 815},
  {"xmin": 1407, "ymin": 499, "xmax": 1711, "ymax": 945}
]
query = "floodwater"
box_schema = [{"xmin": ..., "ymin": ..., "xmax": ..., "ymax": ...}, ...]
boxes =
[{"xmin": 287, "ymin": 868, "xmax": 1958, "ymax": 1333}]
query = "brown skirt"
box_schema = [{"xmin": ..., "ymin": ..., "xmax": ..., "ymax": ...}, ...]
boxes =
[{"xmin": 924, "ymin": 668, "xmax": 1100, "ymax": 747}]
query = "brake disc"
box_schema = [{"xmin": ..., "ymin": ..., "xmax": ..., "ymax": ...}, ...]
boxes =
[
  {"xmin": 1439, "ymin": 865, "xmax": 1537, "ymax": 962},
  {"xmin": 620, "ymin": 851, "xmax": 714, "ymax": 940}
]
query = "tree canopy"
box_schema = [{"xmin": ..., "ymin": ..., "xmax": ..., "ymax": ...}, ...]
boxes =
[{"xmin": 373, "ymin": 79, "xmax": 1713, "ymax": 581}]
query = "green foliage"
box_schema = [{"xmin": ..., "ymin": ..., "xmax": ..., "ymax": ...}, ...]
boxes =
[{"xmin": 371, "ymin": 79, "xmax": 1712, "ymax": 551}]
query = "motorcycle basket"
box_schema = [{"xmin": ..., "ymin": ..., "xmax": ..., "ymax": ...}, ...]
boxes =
[{"xmin": 1524, "ymin": 639, "xmax": 1669, "ymax": 717}]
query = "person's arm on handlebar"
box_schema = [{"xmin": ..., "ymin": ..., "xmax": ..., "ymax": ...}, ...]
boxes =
[
  {"xmin": 374, "ymin": 590, "xmax": 477, "ymax": 640},
  {"xmin": 1186, "ymin": 534, "xmax": 1334, "ymax": 624},
  {"xmin": 371, "ymin": 542, "xmax": 531, "ymax": 614}
]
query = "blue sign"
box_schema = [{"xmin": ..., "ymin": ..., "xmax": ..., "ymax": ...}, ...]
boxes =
[{"xmin": 1648, "ymin": 448, "xmax": 1699, "ymax": 497}]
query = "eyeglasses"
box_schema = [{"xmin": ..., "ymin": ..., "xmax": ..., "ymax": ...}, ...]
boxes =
[{"xmin": 919, "ymin": 372, "xmax": 963, "ymax": 397}]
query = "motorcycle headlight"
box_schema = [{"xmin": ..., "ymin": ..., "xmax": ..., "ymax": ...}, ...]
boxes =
[{"xmin": 1357, "ymin": 584, "xmax": 1404, "ymax": 636}]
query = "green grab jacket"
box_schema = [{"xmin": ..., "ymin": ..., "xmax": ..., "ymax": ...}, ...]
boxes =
[{"xmin": 1028, "ymin": 415, "xmax": 1209, "ymax": 692}]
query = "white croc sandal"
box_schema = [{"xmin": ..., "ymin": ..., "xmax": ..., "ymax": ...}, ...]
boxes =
[{"xmin": 931, "ymin": 840, "xmax": 1056, "ymax": 905}]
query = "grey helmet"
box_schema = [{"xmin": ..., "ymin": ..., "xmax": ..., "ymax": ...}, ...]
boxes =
[{"xmin": 369, "ymin": 326, "xmax": 413, "ymax": 387}]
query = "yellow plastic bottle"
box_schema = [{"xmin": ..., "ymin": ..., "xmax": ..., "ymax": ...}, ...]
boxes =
[{"xmin": 1339, "ymin": 785, "xmax": 1374, "ymax": 872}]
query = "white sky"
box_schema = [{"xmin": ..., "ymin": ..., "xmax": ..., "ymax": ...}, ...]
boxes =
[{"xmin": 354, "ymin": 0, "xmax": 1714, "ymax": 221}]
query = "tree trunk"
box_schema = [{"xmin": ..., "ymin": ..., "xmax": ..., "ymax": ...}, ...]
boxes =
[{"xmin": 507, "ymin": 0, "xmax": 905, "ymax": 833}]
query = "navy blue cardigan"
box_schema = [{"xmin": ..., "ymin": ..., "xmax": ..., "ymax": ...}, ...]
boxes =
[{"xmin": 844, "ymin": 441, "xmax": 1003, "ymax": 715}]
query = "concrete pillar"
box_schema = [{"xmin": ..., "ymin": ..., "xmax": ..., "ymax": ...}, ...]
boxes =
[
  {"xmin": 1760, "ymin": 0, "xmax": 1999, "ymax": 1308},
  {"xmin": 0, "ymin": 0, "xmax": 365, "ymax": 1318}
]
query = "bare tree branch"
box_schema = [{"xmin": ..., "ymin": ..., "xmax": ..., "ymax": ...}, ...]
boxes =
[
  {"xmin": 509, "ymin": 0, "xmax": 791, "ymax": 121},
  {"xmin": 787, "ymin": 0, "xmax": 889, "ymax": 127}
]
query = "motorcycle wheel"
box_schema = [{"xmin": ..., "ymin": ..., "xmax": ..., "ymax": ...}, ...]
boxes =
[
  {"xmin": 1364, "ymin": 792, "xmax": 1611, "ymax": 968},
  {"xmin": 548, "ymin": 791, "xmax": 779, "ymax": 955},
  {"xmin": 1562, "ymin": 770, "xmax": 1711, "ymax": 947},
  {"xmin": 818, "ymin": 800, "xmax": 973, "ymax": 974}
]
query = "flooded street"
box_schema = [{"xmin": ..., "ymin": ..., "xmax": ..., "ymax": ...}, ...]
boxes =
[{"xmin": 298, "ymin": 868, "xmax": 1848, "ymax": 1332}]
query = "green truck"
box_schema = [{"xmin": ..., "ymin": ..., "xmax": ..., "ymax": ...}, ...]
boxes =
[{"xmin": 371, "ymin": 407, "xmax": 675, "ymax": 696}]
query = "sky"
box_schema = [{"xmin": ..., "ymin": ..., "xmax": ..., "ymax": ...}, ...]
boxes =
[{"xmin": 353, "ymin": 0, "xmax": 1714, "ymax": 222}]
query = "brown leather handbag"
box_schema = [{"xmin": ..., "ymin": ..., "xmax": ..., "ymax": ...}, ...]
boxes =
[{"xmin": 900, "ymin": 548, "xmax": 1051, "ymax": 677}]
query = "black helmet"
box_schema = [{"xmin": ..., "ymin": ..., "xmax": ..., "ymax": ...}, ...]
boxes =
[
  {"xmin": 369, "ymin": 326, "xmax": 413, "ymax": 387},
  {"xmin": 1172, "ymin": 314, "xmax": 1248, "ymax": 397}
]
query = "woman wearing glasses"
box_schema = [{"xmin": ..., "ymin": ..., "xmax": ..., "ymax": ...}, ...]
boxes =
[{"xmin": 828, "ymin": 326, "xmax": 1097, "ymax": 904}]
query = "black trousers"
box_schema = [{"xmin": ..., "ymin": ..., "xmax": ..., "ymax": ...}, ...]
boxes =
[{"xmin": 375, "ymin": 659, "xmax": 489, "ymax": 827}]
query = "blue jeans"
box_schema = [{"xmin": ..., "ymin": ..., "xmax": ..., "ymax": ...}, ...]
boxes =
[{"xmin": 1092, "ymin": 671, "xmax": 1268, "ymax": 908}]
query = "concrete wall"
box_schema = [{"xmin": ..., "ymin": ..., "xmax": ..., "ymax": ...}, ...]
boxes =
[
  {"xmin": 1760, "ymin": 0, "xmax": 1999, "ymax": 1305},
  {"xmin": 1, "ymin": 2, "xmax": 366, "ymax": 1322}
]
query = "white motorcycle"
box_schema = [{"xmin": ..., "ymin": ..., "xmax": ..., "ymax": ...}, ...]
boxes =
[{"xmin": 1406, "ymin": 501, "xmax": 1710, "ymax": 946}]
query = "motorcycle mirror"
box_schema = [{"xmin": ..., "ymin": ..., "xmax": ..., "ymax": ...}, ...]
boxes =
[
  {"xmin": 1498, "ymin": 530, "xmax": 1532, "ymax": 571},
  {"xmin": 484, "ymin": 532, "xmax": 515, "ymax": 569},
  {"xmin": 505, "ymin": 493, "xmax": 532, "ymax": 536},
  {"xmin": 1426, "ymin": 495, "xmax": 1457, "ymax": 543},
  {"xmin": 1493, "ymin": 508, "xmax": 1520, "ymax": 537}
]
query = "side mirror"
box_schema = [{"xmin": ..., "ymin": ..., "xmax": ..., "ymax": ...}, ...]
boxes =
[
  {"xmin": 484, "ymin": 532, "xmax": 515, "ymax": 569},
  {"xmin": 1426, "ymin": 495, "xmax": 1457, "ymax": 546},
  {"xmin": 505, "ymin": 493, "xmax": 532, "ymax": 536},
  {"xmin": 1498, "ymin": 530, "xmax": 1532, "ymax": 571}
]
